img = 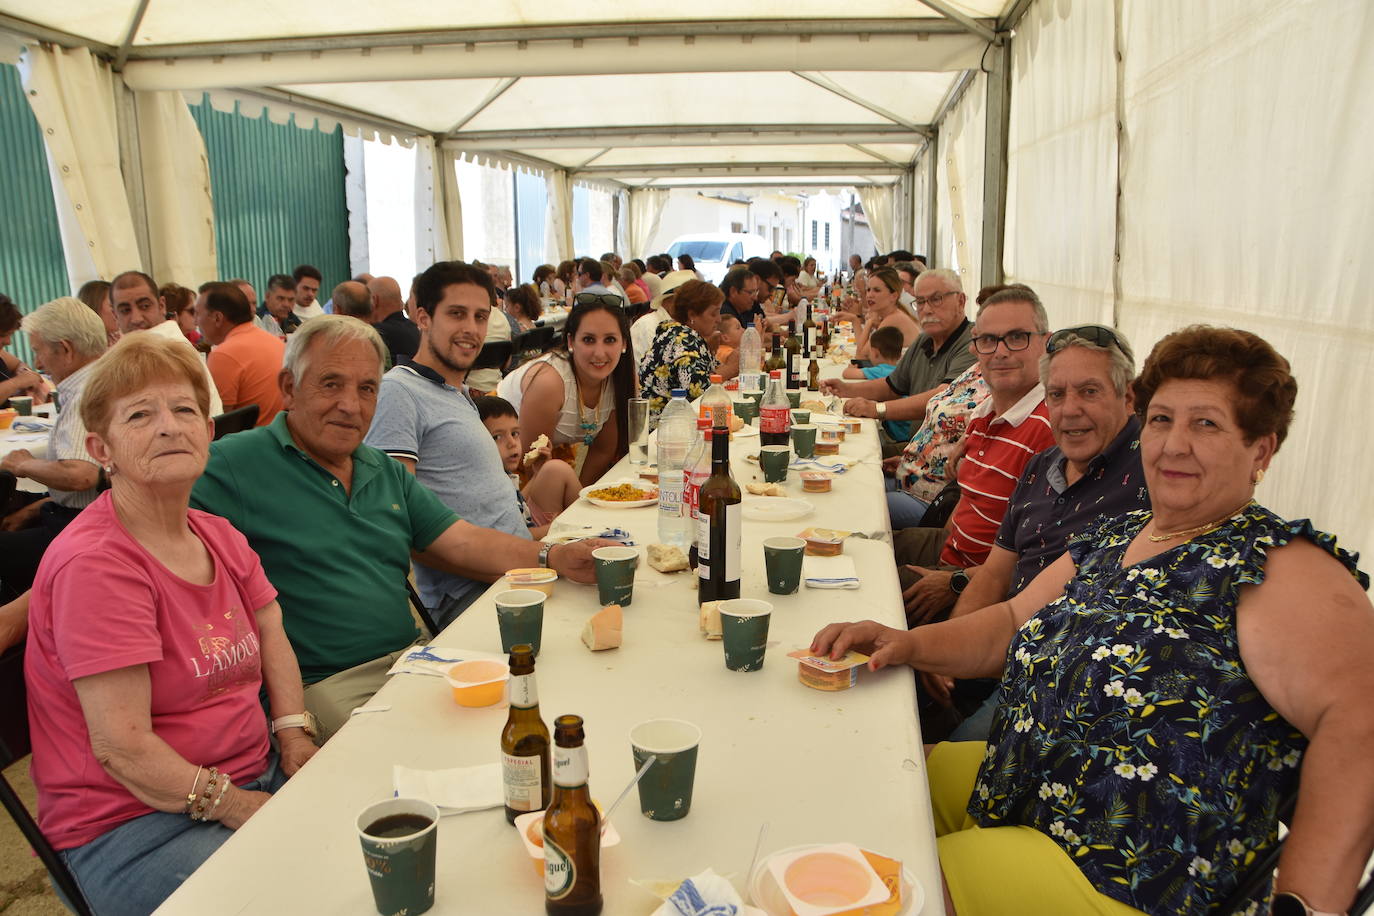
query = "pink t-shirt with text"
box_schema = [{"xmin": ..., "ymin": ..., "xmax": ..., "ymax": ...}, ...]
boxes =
[{"xmin": 25, "ymin": 492, "xmax": 278, "ymax": 849}]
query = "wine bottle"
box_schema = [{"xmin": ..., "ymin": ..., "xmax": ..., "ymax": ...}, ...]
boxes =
[{"xmin": 696, "ymin": 424, "xmax": 741, "ymax": 603}]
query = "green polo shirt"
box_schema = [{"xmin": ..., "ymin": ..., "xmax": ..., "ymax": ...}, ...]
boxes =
[{"xmin": 191, "ymin": 412, "xmax": 458, "ymax": 683}]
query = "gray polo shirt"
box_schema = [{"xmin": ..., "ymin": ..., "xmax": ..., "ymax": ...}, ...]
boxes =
[
  {"xmin": 887, "ymin": 318, "xmax": 977, "ymax": 399},
  {"xmin": 365, "ymin": 358, "xmax": 529, "ymax": 625}
]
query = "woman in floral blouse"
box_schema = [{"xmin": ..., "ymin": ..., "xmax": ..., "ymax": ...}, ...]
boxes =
[
  {"xmin": 814, "ymin": 326, "xmax": 1374, "ymax": 916},
  {"xmin": 637, "ymin": 279, "xmax": 738, "ymax": 420}
]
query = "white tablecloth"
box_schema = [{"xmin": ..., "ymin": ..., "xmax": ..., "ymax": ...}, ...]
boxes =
[{"xmin": 157, "ymin": 373, "xmax": 943, "ymax": 916}]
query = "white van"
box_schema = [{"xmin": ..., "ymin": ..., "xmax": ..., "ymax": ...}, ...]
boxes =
[{"xmin": 665, "ymin": 233, "xmax": 772, "ymax": 285}]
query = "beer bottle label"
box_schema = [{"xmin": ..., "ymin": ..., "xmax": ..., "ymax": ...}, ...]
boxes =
[
  {"xmin": 502, "ymin": 753, "xmax": 543, "ymax": 811},
  {"xmin": 508, "ymin": 673, "xmax": 538, "ymax": 709},
  {"xmin": 544, "ymin": 836, "xmax": 576, "ymax": 898},
  {"xmin": 553, "ymin": 744, "xmax": 589, "ymax": 788}
]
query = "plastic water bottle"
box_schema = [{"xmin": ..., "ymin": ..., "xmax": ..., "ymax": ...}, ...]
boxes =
[
  {"xmin": 738, "ymin": 326, "xmax": 762, "ymax": 391},
  {"xmin": 656, "ymin": 389, "xmax": 695, "ymax": 549}
]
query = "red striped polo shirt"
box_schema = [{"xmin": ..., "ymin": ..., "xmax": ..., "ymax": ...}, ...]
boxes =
[{"xmin": 941, "ymin": 385, "xmax": 1054, "ymax": 568}]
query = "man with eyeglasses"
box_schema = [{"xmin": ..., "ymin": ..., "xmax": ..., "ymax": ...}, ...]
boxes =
[
  {"xmin": 923, "ymin": 324, "xmax": 1151, "ymax": 742},
  {"xmin": 898, "ymin": 286, "xmax": 1055, "ymax": 622},
  {"xmin": 822, "ymin": 268, "xmax": 976, "ymax": 456}
]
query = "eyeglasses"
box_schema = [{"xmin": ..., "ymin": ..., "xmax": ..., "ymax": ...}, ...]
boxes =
[
  {"xmin": 914, "ymin": 290, "xmax": 960, "ymax": 308},
  {"xmin": 574, "ymin": 293, "xmax": 624, "ymax": 309},
  {"xmin": 972, "ymin": 330, "xmax": 1038, "ymax": 354},
  {"xmin": 1046, "ymin": 324, "xmax": 1126, "ymax": 354}
]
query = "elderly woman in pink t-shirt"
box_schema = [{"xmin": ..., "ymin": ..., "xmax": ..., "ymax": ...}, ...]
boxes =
[{"xmin": 24, "ymin": 334, "xmax": 317, "ymax": 916}]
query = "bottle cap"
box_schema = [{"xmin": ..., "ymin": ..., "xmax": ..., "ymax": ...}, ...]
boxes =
[
  {"xmin": 671, "ymin": 388, "xmax": 687, "ymax": 398},
  {"xmin": 709, "ymin": 374, "xmax": 722, "ymax": 384}
]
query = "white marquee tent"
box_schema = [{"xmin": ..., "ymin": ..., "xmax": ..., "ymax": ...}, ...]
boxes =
[{"xmin": 2, "ymin": 0, "xmax": 1372, "ymax": 561}]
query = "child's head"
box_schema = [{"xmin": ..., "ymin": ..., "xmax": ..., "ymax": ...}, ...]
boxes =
[
  {"xmin": 477, "ymin": 395, "xmax": 522, "ymax": 473},
  {"xmin": 717, "ymin": 313, "xmax": 744, "ymax": 351},
  {"xmin": 869, "ymin": 325, "xmax": 904, "ymax": 365}
]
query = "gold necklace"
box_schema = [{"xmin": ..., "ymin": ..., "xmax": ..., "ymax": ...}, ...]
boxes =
[{"xmin": 1147, "ymin": 499, "xmax": 1253, "ymax": 543}]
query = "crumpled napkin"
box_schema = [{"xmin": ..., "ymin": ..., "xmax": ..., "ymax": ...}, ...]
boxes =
[
  {"xmin": 648, "ymin": 869, "xmax": 758, "ymax": 916},
  {"xmin": 392, "ymin": 763, "xmax": 503, "ymax": 814},
  {"xmin": 803, "ymin": 555, "xmax": 861, "ymax": 589},
  {"xmin": 386, "ymin": 646, "xmax": 501, "ymax": 677},
  {"xmin": 11, "ymin": 418, "xmax": 52, "ymax": 433}
]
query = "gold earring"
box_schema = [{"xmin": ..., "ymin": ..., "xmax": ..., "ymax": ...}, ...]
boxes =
[{"xmin": 1253, "ymin": 468, "xmax": 1265, "ymax": 484}]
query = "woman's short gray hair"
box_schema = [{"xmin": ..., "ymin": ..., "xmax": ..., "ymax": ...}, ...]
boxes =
[
  {"xmin": 1038, "ymin": 331, "xmax": 1136, "ymax": 397},
  {"xmin": 282, "ymin": 315, "xmax": 387, "ymax": 384},
  {"xmin": 22, "ymin": 297, "xmax": 108, "ymax": 358}
]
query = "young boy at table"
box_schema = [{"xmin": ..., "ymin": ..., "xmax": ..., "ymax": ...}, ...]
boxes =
[
  {"xmin": 477, "ymin": 396, "xmax": 581, "ymax": 539},
  {"xmin": 840, "ymin": 325, "xmax": 911, "ymax": 441}
]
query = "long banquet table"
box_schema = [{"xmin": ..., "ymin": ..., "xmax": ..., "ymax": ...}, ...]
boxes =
[{"xmin": 156, "ymin": 367, "xmax": 945, "ymax": 916}]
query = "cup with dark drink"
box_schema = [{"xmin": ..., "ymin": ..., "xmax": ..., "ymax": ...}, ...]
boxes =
[{"xmin": 357, "ymin": 797, "xmax": 440, "ymax": 916}]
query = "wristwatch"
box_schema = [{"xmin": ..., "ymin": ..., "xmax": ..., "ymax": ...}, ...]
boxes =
[
  {"xmin": 949, "ymin": 569, "xmax": 970, "ymax": 595},
  {"xmin": 876, "ymin": 402, "xmax": 888, "ymax": 419},
  {"xmin": 271, "ymin": 711, "xmax": 319, "ymax": 739},
  {"xmin": 538, "ymin": 541, "xmax": 555, "ymax": 568},
  {"xmin": 1271, "ymin": 892, "xmax": 1346, "ymax": 916}
]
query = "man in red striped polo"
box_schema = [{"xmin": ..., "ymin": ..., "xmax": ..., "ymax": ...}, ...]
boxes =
[{"xmin": 901, "ymin": 287, "xmax": 1054, "ymax": 621}]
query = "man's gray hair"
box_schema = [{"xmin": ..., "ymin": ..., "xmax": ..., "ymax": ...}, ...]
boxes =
[
  {"xmin": 23, "ymin": 297, "xmax": 107, "ymax": 358},
  {"xmin": 1039, "ymin": 330, "xmax": 1137, "ymax": 397},
  {"xmin": 282, "ymin": 315, "xmax": 387, "ymax": 384},
  {"xmin": 921, "ymin": 268, "xmax": 963, "ymax": 294},
  {"xmin": 976, "ymin": 286, "xmax": 1050, "ymax": 334}
]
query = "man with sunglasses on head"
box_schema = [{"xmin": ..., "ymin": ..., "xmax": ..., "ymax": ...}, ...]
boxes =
[
  {"xmin": 898, "ymin": 286, "xmax": 1056, "ymax": 624},
  {"xmin": 925, "ymin": 324, "xmax": 1151, "ymax": 742},
  {"xmin": 821, "ymin": 268, "xmax": 977, "ymax": 456}
]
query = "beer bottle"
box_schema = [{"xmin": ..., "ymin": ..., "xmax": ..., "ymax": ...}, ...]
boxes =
[
  {"xmin": 697, "ymin": 424, "xmax": 742, "ymax": 603},
  {"xmin": 544, "ymin": 715, "xmax": 602, "ymax": 915},
  {"xmin": 807, "ymin": 357, "xmax": 821, "ymax": 392},
  {"xmin": 784, "ymin": 322, "xmax": 802, "ymax": 390},
  {"xmin": 801, "ymin": 299, "xmax": 817, "ymax": 355},
  {"xmin": 501, "ymin": 645, "xmax": 550, "ymax": 824}
]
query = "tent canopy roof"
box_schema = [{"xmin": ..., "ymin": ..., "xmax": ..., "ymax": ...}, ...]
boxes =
[{"xmin": 1, "ymin": 1, "xmax": 1024, "ymax": 188}]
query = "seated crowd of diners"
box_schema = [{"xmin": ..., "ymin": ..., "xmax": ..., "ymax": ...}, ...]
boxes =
[{"xmin": 0, "ymin": 246, "xmax": 1369, "ymax": 916}]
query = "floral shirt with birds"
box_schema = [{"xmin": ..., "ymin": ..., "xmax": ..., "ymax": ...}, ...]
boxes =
[
  {"xmin": 969, "ymin": 504, "xmax": 1367, "ymax": 916},
  {"xmin": 638, "ymin": 321, "xmax": 717, "ymax": 420}
]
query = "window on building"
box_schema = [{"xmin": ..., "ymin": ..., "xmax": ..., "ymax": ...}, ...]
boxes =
[
  {"xmin": 824, "ymin": 223, "xmax": 831, "ymax": 251},
  {"xmin": 730, "ymin": 221, "xmax": 743, "ymax": 233},
  {"xmin": 811, "ymin": 220, "xmax": 818, "ymax": 248}
]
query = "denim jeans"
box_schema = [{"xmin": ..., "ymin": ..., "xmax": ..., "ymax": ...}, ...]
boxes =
[
  {"xmin": 58, "ymin": 752, "xmax": 286, "ymax": 916},
  {"xmin": 884, "ymin": 476, "xmax": 931, "ymax": 530}
]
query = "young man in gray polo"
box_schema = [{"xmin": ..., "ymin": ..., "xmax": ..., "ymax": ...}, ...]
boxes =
[{"xmin": 364, "ymin": 261, "xmax": 531, "ymax": 628}]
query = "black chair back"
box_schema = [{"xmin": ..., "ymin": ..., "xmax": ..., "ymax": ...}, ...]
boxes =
[
  {"xmin": 0, "ymin": 647, "xmax": 94, "ymax": 915},
  {"xmin": 471, "ymin": 340, "xmax": 514, "ymax": 373},
  {"xmin": 917, "ymin": 479, "xmax": 961, "ymax": 529},
  {"xmin": 406, "ymin": 580, "xmax": 442, "ymax": 638},
  {"xmin": 211, "ymin": 405, "xmax": 260, "ymax": 440}
]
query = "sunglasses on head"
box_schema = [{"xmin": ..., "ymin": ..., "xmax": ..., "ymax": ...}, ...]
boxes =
[
  {"xmin": 1046, "ymin": 324, "xmax": 1126, "ymax": 354},
  {"xmin": 574, "ymin": 293, "xmax": 624, "ymax": 309}
]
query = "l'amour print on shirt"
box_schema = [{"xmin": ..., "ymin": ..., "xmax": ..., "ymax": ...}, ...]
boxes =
[{"xmin": 187, "ymin": 610, "xmax": 262, "ymax": 698}]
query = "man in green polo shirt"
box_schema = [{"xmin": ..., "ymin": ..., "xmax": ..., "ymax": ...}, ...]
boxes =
[{"xmin": 192, "ymin": 315, "xmax": 606, "ymax": 740}]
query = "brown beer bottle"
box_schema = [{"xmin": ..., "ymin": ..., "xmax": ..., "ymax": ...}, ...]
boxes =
[
  {"xmin": 544, "ymin": 715, "xmax": 602, "ymax": 915},
  {"xmin": 501, "ymin": 645, "xmax": 550, "ymax": 824}
]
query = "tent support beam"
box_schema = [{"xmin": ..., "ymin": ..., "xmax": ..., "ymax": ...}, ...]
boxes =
[
  {"xmin": 572, "ymin": 163, "xmax": 907, "ymax": 179},
  {"xmin": 122, "ymin": 18, "xmax": 988, "ymax": 59},
  {"xmin": 0, "ymin": 12, "xmax": 117, "ymax": 55},
  {"xmin": 450, "ymin": 124, "xmax": 928, "ymax": 150},
  {"xmin": 211, "ymin": 87, "xmax": 427, "ymax": 138},
  {"xmin": 112, "ymin": 0, "xmax": 152, "ymax": 72},
  {"xmin": 926, "ymin": 129, "xmax": 939, "ymax": 265},
  {"xmin": 916, "ymin": 0, "xmax": 1000, "ymax": 44},
  {"xmin": 998, "ymin": 0, "xmax": 1037, "ymax": 32},
  {"xmin": 980, "ymin": 38, "xmax": 1012, "ymax": 286},
  {"xmin": 848, "ymin": 144, "xmax": 905, "ymax": 167},
  {"xmin": 445, "ymin": 76, "xmax": 519, "ymax": 135},
  {"xmin": 792, "ymin": 71, "xmax": 926, "ymax": 132},
  {"xmin": 641, "ymin": 181, "xmax": 888, "ymax": 190}
]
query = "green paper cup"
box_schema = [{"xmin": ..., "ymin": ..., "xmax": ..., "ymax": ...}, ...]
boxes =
[
  {"xmin": 593, "ymin": 546, "xmax": 639, "ymax": 607},
  {"xmin": 760, "ymin": 445, "xmax": 791, "ymax": 483},
  {"xmin": 744, "ymin": 388, "xmax": 765, "ymax": 409},
  {"xmin": 630, "ymin": 718, "xmax": 702, "ymax": 821},
  {"xmin": 786, "ymin": 389, "xmax": 801, "ymax": 409},
  {"xmin": 719, "ymin": 599, "xmax": 772, "ymax": 672},
  {"xmin": 9, "ymin": 396, "xmax": 32, "ymax": 417},
  {"xmin": 791, "ymin": 409, "xmax": 811, "ymax": 426},
  {"xmin": 763, "ymin": 536, "xmax": 807, "ymax": 595},
  {"xmin": 790, "ymin": 424, "xmax": 817, "ymax": 459},
  {"xmin": 494, "ymin": 589, "xmax": 545, "ymax": 655},
  {"xmin": 357, "ymin": 797, "xmax": 439, "ymax": 916},
  {"xmin": 732, "ymin": 397, "xmax": 758, "ymax": 425}
]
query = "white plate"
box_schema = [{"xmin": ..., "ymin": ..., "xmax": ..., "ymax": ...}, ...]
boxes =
[
  {"xmin": 732, "ymin": 424, "xmax": 760, "ymax": 438},
  {"xmin": 750, "ymin": 845, "xmax": 922, "ymax": 916},
  {"xmin": 580, "ymin": 480, "xmax": 659, "ymax": 509},
  {"xmin": 741, "ymin": 497, "xmax": 814, "ymax": 522}
]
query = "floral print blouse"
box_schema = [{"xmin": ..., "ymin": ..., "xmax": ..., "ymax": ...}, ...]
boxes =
[
  {"xmin": 895, "ymin": 364, "xmax": 988, "ymax": 502},
  {"xmin": 970, "ymin": 503, "xmax": 1367, "ymax": 916},
  {"xmin": 638, "ymin": 320, "xmax": 717, "ymax": 419}
]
